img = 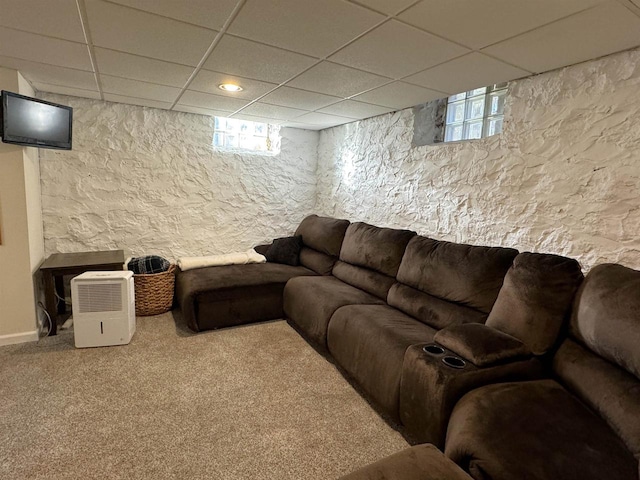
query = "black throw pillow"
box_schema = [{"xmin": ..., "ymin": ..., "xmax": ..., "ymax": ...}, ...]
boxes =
[{"xmin": 265, "ymin": 236, "xmax": 303, "ymax": 266}]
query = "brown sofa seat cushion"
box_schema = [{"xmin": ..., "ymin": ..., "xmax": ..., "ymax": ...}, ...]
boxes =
[
  {"xmin": 486, "ymin": 252, "xmax": 584, "ymax": 355},
  {"xmin": 434, "ymin": 323, "xmax": 531, "ymax": 367},
  {"xmin": 338, "ymin": 444, "xmax": 472, "ymax": 480},
  {"xmin": 445, "ymin": 379, "xmax": 638, "ymax": 480},
  {"xmin": 176, "ymin": 263, "xmax": 315, "ymax": 331},
  {"xmin": 283, "ymin": 276, "xmax": 384, "ymax": 347},
  {"xmin": 391, "ymin": 237, "xmax": 517, "ymax": 329},
  {"xmin": 328, "ymin": 304, "xmax": 437, "ymax": 421}
]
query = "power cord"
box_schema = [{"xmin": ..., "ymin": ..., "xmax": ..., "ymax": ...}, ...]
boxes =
[
  {"xmin": 54, "ymin": 290, "xmax": 72, "ymax": 307},
  {"xmin": 37, "ymin": 302, "xmax": 52, "ymax": 338}
]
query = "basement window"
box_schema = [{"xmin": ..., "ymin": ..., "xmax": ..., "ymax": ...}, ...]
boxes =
[
  {"xmin": 444, "ymin": 83, "xmax": 507, "ymax": 142},
  {"xmin": 213, "ymin": 116, "xmax": 280, "ymax": 153}
]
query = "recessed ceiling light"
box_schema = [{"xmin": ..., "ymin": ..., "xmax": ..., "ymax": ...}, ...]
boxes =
[{"xmin": 218, "ymin": 83, "xmax": 243, "ymax": 92}]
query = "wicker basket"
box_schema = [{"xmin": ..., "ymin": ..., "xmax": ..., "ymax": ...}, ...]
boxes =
[{"xmin": 133, "ymin": 264, "xmax": 176, "ymax": 316}]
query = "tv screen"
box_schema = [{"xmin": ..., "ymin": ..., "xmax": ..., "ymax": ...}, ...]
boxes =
[{"xmin": 1, "ymin": 90, "xmax": 73, "ymax": 150}]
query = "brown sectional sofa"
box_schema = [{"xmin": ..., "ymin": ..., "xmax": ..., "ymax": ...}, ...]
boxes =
[{"xmin": 175, "ymin": 214, "xmax": 639, "ymax": 480}]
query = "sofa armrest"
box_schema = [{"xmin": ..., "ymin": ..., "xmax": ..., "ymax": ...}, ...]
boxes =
[{"xmin": 434, "ymin": 323, "xmax": 532, "ymax": 367}]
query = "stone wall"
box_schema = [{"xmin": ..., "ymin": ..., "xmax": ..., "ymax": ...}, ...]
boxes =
[
  {"xmin": 315, "ymin": 48, "xmax": 640, "ymax": 270},
  {"xmin": 39, "ymin": 95, "xmax": 319, "ymax": 260}
]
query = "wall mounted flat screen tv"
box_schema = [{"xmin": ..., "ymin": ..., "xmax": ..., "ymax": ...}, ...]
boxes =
[{"xmin": 1, "ymin": 90, "xmax": 73, "ymax": 150}]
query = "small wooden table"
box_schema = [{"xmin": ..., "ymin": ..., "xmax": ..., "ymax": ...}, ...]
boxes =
[{"xmin": 40, "ymin": 250, "xmax": 125, "ymax": 335}]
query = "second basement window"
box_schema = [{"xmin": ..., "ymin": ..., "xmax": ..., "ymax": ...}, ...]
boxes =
[
  {"xmin": 213, "ymin": 116, "xmax": 279, "ymax": 153},
  {"xmin": 444, "ymin": 83, "xmax": 507, "ymax": 142}
]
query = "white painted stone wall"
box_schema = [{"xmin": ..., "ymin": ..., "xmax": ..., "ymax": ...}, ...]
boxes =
[
  {"xmin": 315, "ymin": 48, "xmax": 640, "ymax": 271},
  {"xmin": 39, "ymin": 95, "xmax": 319, "ymax": 260}
]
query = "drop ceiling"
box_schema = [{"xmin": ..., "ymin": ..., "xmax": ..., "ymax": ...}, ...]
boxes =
[{"xmin": 1, "ymin": 0, "xmax": 640, "ymax": 130}]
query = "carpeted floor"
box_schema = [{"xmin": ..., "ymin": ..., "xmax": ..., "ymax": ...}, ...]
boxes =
[{"xmin": 0, "ymin": 314, "xmax": 408, "ymax": 479}]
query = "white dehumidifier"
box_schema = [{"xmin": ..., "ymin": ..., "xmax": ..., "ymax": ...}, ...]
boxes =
[{"xmin": 71, "ymin": 271, "xmax": 136, "ymax": 348}]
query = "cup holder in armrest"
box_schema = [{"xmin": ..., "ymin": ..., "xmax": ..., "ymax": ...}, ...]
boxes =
[
  {"xmin": 442, "ymin": 356, "xmax": 466, "ymax": 369},
  {"xmin": 423, "ymin": 344, "xmax": 445, "ymax": 356}
]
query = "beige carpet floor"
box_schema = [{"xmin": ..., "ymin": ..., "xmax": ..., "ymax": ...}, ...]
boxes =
[{"xmin": 0, "ymin": 314, "xmax": 408, "ymax": 479}]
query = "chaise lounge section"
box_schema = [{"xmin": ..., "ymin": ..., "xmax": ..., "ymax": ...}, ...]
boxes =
[{"xmin": 175, "ymin": 214, "xmax": 348, "ymax": 331}]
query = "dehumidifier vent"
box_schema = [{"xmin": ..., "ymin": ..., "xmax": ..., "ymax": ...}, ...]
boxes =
[{"xmin": 77, "ymin": 283, "xmax": 122, "ymax": 313}]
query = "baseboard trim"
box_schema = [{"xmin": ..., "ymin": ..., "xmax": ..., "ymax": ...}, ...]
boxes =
[{"xmin": 0, "ymin": 330, "xmax": 39, "ymax": 346}]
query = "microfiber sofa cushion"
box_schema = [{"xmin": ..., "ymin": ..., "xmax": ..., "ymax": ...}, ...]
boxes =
[
  {"xmin": 569, "ymin": 263, "xmax": 640, "ymax": 379},
  {"xmin": 387, "ymin": 236, "xmax": 517, "ymax": 330},
  {"xmin": 338, "ymin": 222, "xmax": 416, "ymax": 277},
  {"xmin": 328, "ymin": 304, "xmax": 437, "ymax": 421},
  {"xmin": 176, "ymin": 263, "xmax": 315, "ymax": 332},
  {"xmin": 486, "ymin": 252, "xmax": 584, "ymax": 355},
  {"xmin": 445, "ymin": 380, "xmax": 638, "ymax": 480},
  {"xmin": 284, "ymin": 276, "xmax": 384, "ymax": 347},
  {"xmin": 395, "ymin": 236, "xmax": 518, "ymax": 314},
  {"xmin": 332, "ymin": 222, "xmax": 415, "ymax": 300},
  {"xmin": 294, "ymin": 214, "xmax": 349, "ymax": 257}
]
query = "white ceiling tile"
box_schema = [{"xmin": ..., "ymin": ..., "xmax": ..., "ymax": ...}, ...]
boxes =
[
  {"xmin": 103, "ymin": 93, "xmax": 173, "ymax": 110},
  {"xmin": 318, "ymin": 100, "xmax": 392, "ymax": 118},
  {"xmin": 94, "ymin": 48, "xmax": 194, "ymax": 87},
  {"xmin": 172, "ymin": 104, "xmax": 233, "ymax": 117},
  {"xmin": 349, "ymin": 0, "xmax": 418, "ymax": 15},
  {"xmin": 228, "ymin": 0, "xmax": 384, "ymax": 58},
  {"xmin": 260, "ymin": 87, "xmax": 340, "ymax": 110},
  {"xmin": 404, "ymin": 52, "xmax": 530, "ymax": 94},
  {"xmin": 85, "ymin": 0, "xmax": 216, "ymax": 66},
  {"xmin": 230, "ymin": 113, "xmax": 284, "ymax": 124},
  {"xmin": 190, "ymin": 70, "xmax": 277, "ymax": 100},
  {"xmin": 236, "ymin": 102, "xmax": 308, "ymax": 121},
  {"xmin": 352, "ymin": 81, "xmax": 445, "ymax": 109},
  {"xmin": 294, "ymin": 112, "xmax": 354, "ymax": 127},
  {"xmin": 179, "ymin": 90, "xmax": 250, "ymax": 112},
  {"xmin": 101, "ymin": 75, "xmax": 181, "ymax": 102},
  {"xmin": 399, "ymin": 0, "xmax": 603, "ymax": 49},
  {"xmin": 0, "ymin": 27, "xmax": 92, "ymax": 71},
  {"xmin": 204, "ymin": 35, "xmax": 317, "ymax": 84},
  {"xmin": 0, "ymin": 56, "xmax": 98, "ymax": 91},
  {"xmin": 0, "ymin": 0, "xmax": 85, "ymax": 43},
  {"xmin": 287, "ymin": 61, "xmax": 391, "ymax": 98},
  {"xmin": 330, "ymin": 20, "xmax": 469, "ymax": 78},
  {"xmin": 32, "ymin": 82, "xmax": 101, "ymax": 100},
  {"xmin": 280, "ymin": 121, "xmax": 325, "ymax": 131},
  {"xmin": 483, "ymin": 2, "xmax": 640, "ymax": 73},
  {"xmin": 106, "ymin": 0, "xmax": 239, "ymax": 30}
]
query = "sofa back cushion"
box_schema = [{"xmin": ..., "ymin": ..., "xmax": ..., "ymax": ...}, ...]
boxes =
[
  {"xmin": 387, "ymin": 283, "xmax": 487, "ymax": 330},
  {"xmin": 486, "ymin": 252, "xmax": 584, "ymax": 355},
  {"xmin": 332, "ymin": 222, "xmax": 415, "ymax": 299},
  {"xmin": 569, "ymin": 263, "xmax": 640, "ymax": 379},
  {"xmin": 339, "ymin": 222, "xmax": 416, "ymax": 277},
  {"xmin": 294, "ymin": 214, "xmax": 350, "ymax": 275},
  {"xmin": 553, "ymin": 263, "xmax": 640, "ymax": 460},
  {"xmin": 395, "ymin": 236, "xmax": 518, "ymax": 314}
]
